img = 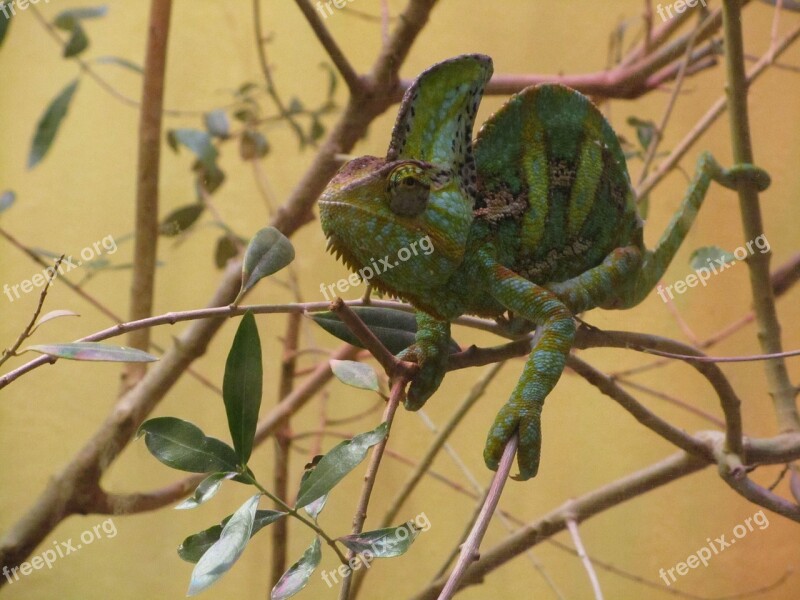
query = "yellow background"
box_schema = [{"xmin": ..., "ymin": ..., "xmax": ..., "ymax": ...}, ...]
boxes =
[{"xmin": 1, "ymin": 1, "xmax": 799, "ymax": 598}]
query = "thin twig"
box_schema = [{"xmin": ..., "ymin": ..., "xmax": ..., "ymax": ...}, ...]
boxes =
[
  {"xmin": 566, "ymin": 515, "xmax": 604, "ymax": 600},
  {"xmin": 437, "ymin": 435, "xmax": 518, "ymax": 600}
]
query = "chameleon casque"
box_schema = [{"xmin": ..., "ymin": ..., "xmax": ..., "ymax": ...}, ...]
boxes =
[{"xmin": 318, "ymin": 54, "xmax": 769, "ymax": 480}]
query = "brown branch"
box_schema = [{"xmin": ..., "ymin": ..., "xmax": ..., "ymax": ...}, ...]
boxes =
[{"xmin": 123, "ymin": 0, "xmax": 172, "ymax": 390}]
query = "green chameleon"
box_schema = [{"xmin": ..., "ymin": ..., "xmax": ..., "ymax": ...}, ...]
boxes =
[{"xmin": 318, "ymin": 54, "xmax": 769, "ymax": 480}]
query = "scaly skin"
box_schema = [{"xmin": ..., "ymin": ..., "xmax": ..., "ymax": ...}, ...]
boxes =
[{"xmin": 318, "ymin": 54, "xmax": 770, "ymax": 480}]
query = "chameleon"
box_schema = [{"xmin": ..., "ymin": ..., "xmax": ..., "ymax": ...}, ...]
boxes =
[{"xmin": 318, "ymin": 54, "xmax": 770, "ymax": 481}]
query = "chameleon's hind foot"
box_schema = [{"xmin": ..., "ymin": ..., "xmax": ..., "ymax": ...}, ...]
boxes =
[
  {"xmin": 484, "ymin": 401, "xmax": 542, "ymax": 481},
  {"xmin": 704, "ymin": 153, "xmax": 771, "ymax": 192}
]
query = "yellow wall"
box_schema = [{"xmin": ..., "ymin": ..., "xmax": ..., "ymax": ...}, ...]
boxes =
[{"xmin": 1, "ymin": 1, "xmax": 799, "ymax": 598}]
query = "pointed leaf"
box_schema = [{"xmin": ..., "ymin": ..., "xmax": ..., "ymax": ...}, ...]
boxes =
[
  {"xmin": 63, "ymin": 23, "xmax": 88, "ymax": 57},
  {"xmin": 159, "ymin": 204, "xmax": 205, "ymax": 236},
  {"xmin": 311, "ymin": 307, "xmax": 460, "ymax": 355},
  {"xmin": 690, "ymin": 246, "xmax": 736, "ymax": 270},
  {"xmin": 25, "ymin": 342, "xmax": 157, "ymax": 362},
  {"xmin": 236, "ymin": 227, "xmax": 295, "ymax": 301},
  {"xmin": 187, "ymin": 494, "xmax": 260, "ymax": 595},
  {"xmin": 205, "ymin": 109, "xmax": 230, "ymax": 139},
  {"xmin": 294, "ymin": 422, "xmax": 388, "ymax": 508},
  {"xmin": 53, "ymin": 5, "xmax": 108, "ymax": 29},
  {"xmin": 330, "ymin": 359, "xmax": 379, "ymax": 392},
  {"xmin": 338, "ymin": 523, "xmax": 420, "ymax": 558},
  {"xmin": 137, "ymin": 417, "xmax": 241, "ymax": 473},
  {"xmin": 223, "ymin": 311, "xmax": 262, "ymax": 464},
  {"xmin": 175, "ymin": 472, "xmax": 237, "ymax": 510},
  {"xmin": 168, "ymin": 128, "xmax": 218, "ymax": 168},
  {"xmin": 0, "ymin": 190, "xmax": 15, "ymax": 214},
  {"xmin": 93, "ymin": 55, "xmax": 143, "ymax": 74},
  {"xmin": 28, "ymin": 79, "xmax": 80, "ymax": 168},
  {"xmin": 31, "ymin": 309, "xmax": 80, "ymax": 333},
  {"xmin": 298, "ymin": 466, "xmax": 328, "ymax": 520},
  {"xmin": 179, "ymin": 509, "xmax": 287, "ymax": 563},
  {"xmin": 270, "ymin": 537, "xmax": 321, "ymax": 600}
]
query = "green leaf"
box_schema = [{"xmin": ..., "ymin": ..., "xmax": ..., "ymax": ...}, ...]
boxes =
[
  {"xmin": 53, "ymin": 5, "xmax": 108, "ymax": 30},
  {"xmin": 236, "ymin": 227, "xmax": 295, "ymax": 301},
  {"xmin": 168, "ymin": 128, "xmax": 218, "ymax": 168},
  {"xmin": 187, "ymin": 494, "xmax": 260, "ymax": 595},
  {"xmin": 309, "ymin": 117, "xmax": 325, "ymax": 142},
  {"xmin": 298, "ymin": 464, "xmax": 328, "ymax": 520},
  {"xmin": 137, "ymin": 417, "xmax": 241, "ymax": 474},
  {"xmin": 28, "ymin": 79, "xmax": 80, "ymax": 168},
  {"xmin": 214, "ymin": 235, "xmax": 240, "ymax": 268},
  {"xmin": 287, "ymin": 97, "xmax": 303, "ymax": 115},
  {"xmin": 270, "ymin": 537, "xmax": 321, "ymax": 600},
  {"xmin": 24, "ymin": 342, "xmax": 157, "ymax": 362},
  {"xmin": 93, "ymin": 55, "xmax": 143, "ymax": 74},
  {"xmin": 175, "ymin": 472, "xmax": 236, "ymax": 510},
  {"xmin": 159, "ymin": 204, "xmax": 205, "ymax": 236},
  {"xmin": 626, "ymin": 116, "xmax": 657, "ymax": 151},
  {"xmin": 338, "ymin": 523, "xmax": 420, "ymax": 558},
  {"xmin": 320, "ymin": 62, "xmax": 337, "ymax": 100},
  {"xmin": 239, "ymin": 130, "xmax": 270, "ymax": 159},
  {"xmin": 0, "ymin": 190, "xmax": 15, "ymax": 214},
  {"xmin": 0, "ymin": 4, "xmax": 12, "ymax": 50},
  {"xmin": 63, "ymin": 23, "xmax": 88, "ymax": 57},
  {"xmin": 223, "ymin": 311, "xmax": 263, "ymax": 464},
  {"xmin": 690, "ymin": 246, "xmax": 735, "ymax": 270},
  {"xmin": 294, "ymin": 422, "xmax": 388, "ymax": 508},
  {"xmin": 204, "ymin": 109, "xmax": 230, "ymax": 139},
  {"xmin": 179, "ymin": 509, "xmax": 286, "ymax": 563},
  {"xmin": 330, "ymin": 359, "xmax": 379, "ymax": 392},
  {"xmin": 311, "ymin": 307, "xmax": 460, "ymax": 355}
]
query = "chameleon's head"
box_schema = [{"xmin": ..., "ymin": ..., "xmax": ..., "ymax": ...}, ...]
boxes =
[{"xmin": 319, "ymin": 55, "xmax": 493, "ymax": 306}]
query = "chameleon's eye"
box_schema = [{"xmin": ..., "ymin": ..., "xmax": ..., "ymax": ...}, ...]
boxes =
[{"xmin": 388, "ymin": 165, "xmax": 430, "ymax": 217}]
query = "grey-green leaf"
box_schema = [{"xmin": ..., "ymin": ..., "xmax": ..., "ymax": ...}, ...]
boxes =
[
  {"xmin": 93, "ymin": 55, "xmax": 143, "ymax": 74},
  {"xmin": 294, "ymin": 422, "xmax": 388, "ymax": 508},
  {"xmin": 159, "ymin": 204, "xmax": 205, "ymax": 236},
  {"xmin": 214, "ymin": 235, "xmax": 240, "ymax": 268},
  {"xmin": 223, "ymin": 311, "xmax": 262, "ymax": 464},
  {"xmin": 205, "ymin": 109, "xmax": 230, "ymax": 139},
  {"xmin": 236, "ymin": 227, "xmax": 295, "ymax": 301},
  {"xmin": 31, "ymin": 310, "xmax": 80, "ymax": 333},
  {"xmin": 298, "ymin": 466, "xmax": 328, "ymax": 520},
  {"xmin": 53, "ymin": 5, "xmax": 108, "ymax": 29},
  {"xmin": 178, "ymin": 509, "xmax": 287, "ymax": 563},
  {"xmin": 175, "ymin": 472, "xmax": 236, "ymax": 510},
  {"xmin": 330, "ymin": 359, "xmax": 379, "ymax": 392},
  {"xmin": 168, "ymin": 128, "xmax": 218, "ymax": 169},
  {"xmin": 338, "ymin": 523, "xmax": 420, "ymax": 558},
  {"xmin": 312, "ymin": 307, "xmax": 460, "ymax": 355},
  {"xmin": 0, "ymin": 190, "xmax": 15, "ymax": 214},
  {"xmin": 239, "ymin": 130, "xmax": 270, "ymax": 159},
  {"xmin": 270, "ymin": 537, "xmax": 321, "ymax": 600},
  {"xmin": 187, "ymin": 494, "xmax": 260, "ymax": 595},
  {"xmin": 690, "ymin": 246, "xmax": 736, "ymax": 270},
  {"xmin": 25, "ymin": 342, "xmax": 157, "ymax": 362},
  {"xmin": 137, "ymin": 417, "xmax": 241, "ymax": 473},
  {"xmin": 28, "ymin": 79, "xmax": 80, "ymax": 168}
]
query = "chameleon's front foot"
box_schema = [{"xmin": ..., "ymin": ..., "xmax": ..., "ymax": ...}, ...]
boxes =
[
  {"xmin": 484, "ymin": 400, "xmax": 542, "ymax": 481},
  {"xmin": 703, "ymin": 152, "xmax": 771, "ymax": 192},
  {"xmin": 397, "ymin": 342, "xmax": 448, "ymax": 411}
]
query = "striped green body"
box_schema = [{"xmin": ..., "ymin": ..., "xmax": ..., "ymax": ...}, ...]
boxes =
[{"xmin": 318, "ymin": 55, "xmax": 770, "ymax": 480}]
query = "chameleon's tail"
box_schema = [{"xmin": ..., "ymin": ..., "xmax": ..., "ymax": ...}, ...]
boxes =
[{"xmin": 618, "ymin": 152, "xmax": 770, "ymax": 308}]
